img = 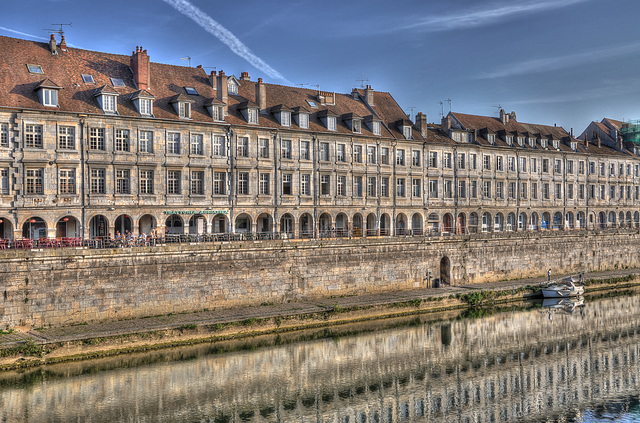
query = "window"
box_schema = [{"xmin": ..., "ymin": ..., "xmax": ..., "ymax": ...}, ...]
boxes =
[
  {"xmin": 567, "ymin": 160, "xmax": 574, "ymax": 175},
  {"xmin": 116, "ymin": 169, "xmax": 130, "ymax": 194},
  {"xmin": 541, "ymin": 139, "xmax": 548, "ymax": 149},
  {"xmin": 555, "ymin": 183, "xmax": 562, "ymax": 199},
  {"xmin": 519, "ymin": 157, "xmax": 527, "ymax": 172},
  {"xmin": 301, "ymin": 174, "xmax": 311, "ymax": 196},
  {"xmin": 367, "ymin": 146, "xmax": 377, "ymax": 164},
  {"xmin": 184, "ymin": 86, "xmax": 198, "ymax": 95},
  {"xmin": 441, "ymin": 152, "xmax": 452, "ymax": 169},
  {"xmin": 213, "ymin": 136, "xmax": 226, "ymax": 156},
  {"xmin": 532, "ymin": 182, "xmax": 538, "ymax": 200},
  {"xmin": 115, "ymin": 129, "xmax": 130, "ymax": 152},
  {"xmin": 300, "ymin": 141, "xmax": 310, "ymax": 160},
  {"xmin": 496, "ymin": 156, "xmax": 504, "ymax": 171},
  {"xmin": 354, "ymin": 176, "xmax": 363, "ymax": 197},
  {"xmin": 140, "ymin": 170, "xmax": 153, "ymax": 194},
  {"xmin": 0, "ymin": 168, "xmax": 8, "ymax": 195},
  {"xmin": 0, "ymin": 123, "xmax": 8, "ymax": 147},
  {"xmin": 367, "ymin": 177, "xmax": 376, "ymax": 196},
  {"xmin": 337, "ymin": 175, "xmax": 347, "ymax": 196},
  {"xmin": 90, "ymin": 169, "xmax": 105, "ymax": 194},
  {"xmin": 167, "ymin": 133, "xmax": 181, "ymax": 154},
  {"xmin": 282, "ymin": 173, "xmax": 292, "ymax": 195},
  {"xmin": 458, "ymin": 180, "xmax": 466, "ymax": 198},
  {"xmin": 396, "ymin": 149, "xmax": 405, "ymax": 166},
  {"xmin": 381, "ymin": 147, "xmax": 390, "ymax": 165},
  {"xmin": 298, "ymin": 113, "xmax": 309, "ymax": 129},
  {"xmin": 619, "ymin": 163, "xmax": 624, "ymax": 176},
  {"xmin": 237, "ymin": 137, "xmax": 249, "ymax": 157},
  {"xmin": 337, "ymin": 144, "xmax": 346, "ymax": 162},
  {"xmin": 58, "ymin": 126, "xmax": 74, "ymax": 150},
  {"xmin": 320, "ymin": 174, "xmax": 330, "ymax": 195},
  {"xmin": 102, "ymin": 95, "xmax": 117, "ymax": 113},
  {"xmin": 167, "ymin": 170, "xmax": 181, "ymax": 194},
  {"xmin": 568, "ymin": 184, "xmax": 574, "ymax": 199},
  {"xmin": 403, "ymin": 126, "xmax": 412, "ymax": 140},
  {"xmin": 212, "ymin": 105, "xmax": 224, "ymax": 121},
  {"xmin": 542, "ymin": 159, "xmax": 549, "ymax": 173},
  {"xmin": 259, "ymin": 173, "xmax": 270, "ymax": 195},
  {"xmin": 27, "ymin": 64, "xmax": 43, "ymax": 74},
  {"xmin": 89, "ymin": 128, "xmax": 105, "ymax": 150},
  {"xmin": 444, "ymin": 180, "xmax": 453, "ymax": 198},
  {"xmin": 579, "ymin": 184, "xmax": 585, "ymax": 200},
  {"xmin": 429, "ymin": 180, "xmax": 438, "ymax": 198},
  {"xmin": 228, "ymin": 80, "xmax": 238, "ymax": 95},
  {"xmin": 25, "ymin": 124, "xmax": 43, "ymax": 148},
  {"xmin": 281, "ymin": 111, "xmax": 291, "ymax": 127},
  {"xmin": 139, "ymin": 131, "xmax": 153, "ymax": 153},
  {"xmin": 530, "ymin": 158, "xmax": 537, "ymax": 173},
  {"xmin": 554, "ymin": 159, "xmax": 562, "ymax": 174},
  {"xmin": 213, "ymin": 172, "xmax": 226, "ymax": 195},
  {"xmin": 381, "ymin": 177, "xmax": 389, "ymax": 197},
  {"xmin": 543, "ymin": 183, "xmax": 550, "ymax": 199},
  {"xmin": 237, "ymin": 172, "xmax": 249, "ymax": 194},
  {"xmin": 373, "ymin": 121, "xmax": 381, "ymax": 135},
  {"xmin": 600, "ymin": 185, "xmax": 606, "ymax": 199},
  {"xmin": 190, "ymin": 134, "xmax": 204, "ymax": 155},
  {"xmin": 508, "ymin": 156, "xmax": 515, "ymax": 172},
  {"xmin": 457, "ymin": 153, "xmax": 465, "ymax": 169},
  {"xmin": 488, "ymin": 134, "xmax": 496, "ymax": 144},
  {"xmin": 396, "ymin": 178, "xmax": 405, "ymax": 197},
  {"xmin": 25, "ymin": 168, "xmax": 44, "ymax": 195},
  {"xmin": 320, "ymin": 142, "xmax": 330, "ymax": 161},
  {"xmin": 42, "ymin": 88, "xmax": 58, "ymax": 107},
  {"xmin": 59, "ymin": 169, "xmax": 75, "ymax": 194},
  {"xmin": 600, "ymin": 163, "xmax": 605, "ymax": 176},
  {"xmin": 520, "ymin": 182, "xmax": 527, "ymax": 199},
  {"xmin": 353, "ymin": 145, "xmax": 363, "ymax": 163},
  {"xmin": 81, "ymin": 74, "xmax": 95, "ymax": 84},
  {"xmin": 281, "ymin": 139, "xmax": 293, "ymax": 159},
  {"xmin": 483, "ymin": 155, "xmax": 491, "ymax": 170},
  {"xmin": 327, "ymin": 116, "xmax": 336, "ymax": 131},
  {"xmin": 470, "ymin": 154, "xmax": 477, "ymax": 170},
  {"xmin": 483, "ymin": 181, "xmax": 491, "ymax": 198},
  {"xmin": 579, "ymin": 161, "xmax": 585, "ymax": 175},
  {"xmin": 508, "ymin": 182, "xmax": 516, "ymax": 199},
  {"xmin": 470, "ymin": 181, "xmax": 477, "ymax": 198},
  {"xmin": 409, "ymin": 150, "xmax": 420, "ymax": 167},
  {"xmin": 191, "ymin": 171, "xmax": 204, "ymax": 195},
  {"xmin": 178, "ymin": 101, "xmax": 191, "ymax": 119},
  {"xmin": 353, "ymin": 119, "xmax": 361, "ymax": 133},
  {"xmin": 588, "ymin": 184, "xmax": 595, "ymax": 199},
  {"xmin": 495, "ymin": 181, "xmax": 504, "ymax": 199},
  {"xmin": 610, "ymin": 185, "xmax": 616, "ymax": 199},
  {"xmin": 110, "ymin": 78, "xmax": 125, "ymax": 88},
  {"xmin": 257, "ymin": 138, "xmax": 269, "ymax": 159}
]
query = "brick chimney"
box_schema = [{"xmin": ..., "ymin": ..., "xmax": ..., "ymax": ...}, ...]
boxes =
[
  {"xmin": 217, "ymin": 70, "xmax": 228, "ymax": 108},
  {"xmin": 256, "ymin": 78, "xmax": 266, "ymax": 113},
  {"xmin": 441, "ymin": 115, "xmax": 451, "ymax": 135},
  {"xmin": 59, "ymin": 35, "xmax": 67, "ymax": 52},
  {"xmin": 416, "ymin": 112, "xmax": 428, "ymax": 137},
  {"xmin": 240, "ymin": 71, "xmax": 250, "ymax": 81},
  {"xmin": 49, "ymin": 34, "xmax": 57, "ymax": 55},
  {"xmin": 209, "ymin": 70, "xmax": 217, "ymax": 90},
  {"xmin": 500, "ymin": 109, "xmax": 508, "ymax": 125},
  {"xmin": 364, "ymin": 85, "xmax": 374, "ymax": 106},
  {"xmin": 131, "ymin": 46, "xmax": 150, "ymax": 90}
]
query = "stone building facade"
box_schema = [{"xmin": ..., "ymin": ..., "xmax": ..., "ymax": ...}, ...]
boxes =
[{"xmin": 0, "ymin": 34, "xmax": 639, "ymax": 240}]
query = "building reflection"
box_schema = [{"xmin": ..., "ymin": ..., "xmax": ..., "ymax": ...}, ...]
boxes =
[{"xmin": 1, "ymin": 295, "xmax": 640, "ymax": 422}]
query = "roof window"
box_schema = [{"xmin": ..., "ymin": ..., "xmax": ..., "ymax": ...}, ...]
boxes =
[
  {"xmin": 184, "ymin": 87, "xmax": 198, "ymax": 95},
  {"xmin": 306, "ymin": 100, "xmax": 318, "ymax": 108},
  {"xmin": 110, "ymin": 78, "xmax": 125, "ymax": 88},
  {"xmin": 82, "ymin": 74, "xmax": 95, "ymax": 84},
  {"xmin": 27, "ymin": 64, "xmax": 43, "ymax": 74}
]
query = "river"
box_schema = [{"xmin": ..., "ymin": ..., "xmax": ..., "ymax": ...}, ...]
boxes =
[{"xmin": 1, "ymin": 291, "xmax": 640, "ymax": 422}]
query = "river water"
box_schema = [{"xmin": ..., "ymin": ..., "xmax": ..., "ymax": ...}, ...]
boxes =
[{"xmin": 2, "ymin": 292, "xmax": 640, "ymax": 422}]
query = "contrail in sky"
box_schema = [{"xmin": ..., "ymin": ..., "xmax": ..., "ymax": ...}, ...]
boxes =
[
  {"xmin": 162, "ymin": 0, "xmax": 290, "ymax": 84},
  {"xmin": 0, "ymin": 27, "xmax": 48, "ymax": 40}
]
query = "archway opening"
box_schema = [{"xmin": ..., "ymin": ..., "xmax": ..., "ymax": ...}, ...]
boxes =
[
  {"xmin": 352, "ymin": 213, "xmax": 363, "ymax": 237},
  {"xmin": 366, "ymin": 213, "xmax": 377, "ymax": 237},
  {"xmin": 139, "ymin": 214, "xmax": 157, "ymax": 236},
  {"xmin": 318, "ymin": 213, "xmax": 331, "ymax": 237},
  {"xmin": 411, "ymin": 213, "xmax": 423, "ymax": 236},
  {"xmin": 56, "ymin": 216, "xmax": 79, "ymax": 238},
  {"xmin": 212, "ymin": 214, "xmax": 228, "ymax": 234},
  {"xmin": 442, "ymin": 213, "xmax": 453, "ymax": 233},
  {"xmin": 335, "ymin": 213, "xmax": 348, "ymax": 237},
  {"xmin": 0, "ymin": 217, "xmax": 13, "ymax": 240},
  {"xmin": 280, "ymin": 214, "xmax": 294, "ymax": 238},
  {"xmin": 22, "ymin": 217, "xmax": 46, "ymax": 240},
  {"xmin": 89, "ymin": 215, "xmax": 108, "ymax": 238},
  {"xmin": 379, "ymin": 213, "xmax": 391, "ymax": 236},
  {"xmin": 395, "ymin": 213, "xmax": 407, "ymax": 236},
  {"xmin": 189, "ymin": 214, "xmax": 207, "ymax": 235},
  {"xmin": 256, "ymin": 213, "xmax": 273, "ymax": 238},
  {"xmin": 235, "ymin": 213, "xmax": 252, "ymax": 233},
  {"xmin": 299, "ymin": 213, "xmax": 313, "ymax": 238},
  {"xmin": 440, "ymin": 256, "xmax": 451, "ymax": 286},
  {"xmin": 165, "ymin": 214, "xmax": 183, "ymax": 235},
  {"xmin": 115, "ymin": 214, "xmax": 133, "ymax": 236}
]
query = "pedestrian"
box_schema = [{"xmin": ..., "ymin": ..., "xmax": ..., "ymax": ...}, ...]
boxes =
[{"xmin": 547, "ymin": 268, "xmax": 551, "ymax": 282}]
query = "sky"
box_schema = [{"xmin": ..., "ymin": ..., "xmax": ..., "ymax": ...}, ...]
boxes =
[{"xmin": 3, "ymin": 0, "xmax": 640, "ymax": 134}]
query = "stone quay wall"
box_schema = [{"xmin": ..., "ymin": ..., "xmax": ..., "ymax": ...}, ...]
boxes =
[{"xmin": 0, "ymin": 230, "xmax": 638, "ymax": 328}]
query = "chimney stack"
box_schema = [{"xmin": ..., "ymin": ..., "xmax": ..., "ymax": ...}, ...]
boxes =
[
  {"xmin": 209, "ymin": 70, "xmax": 217, "ymax": 89},
  {"xmin": 500, "ymin": 109, "xmax": 508, "ymax": 125},
  {"xmin": 217, "ymin": 70, "xmax": 228, "ymax": 114},
  {"xmin": 240, "ymin": 71, "xmax": 250, "ymax": 81},
  {"xmin": 49, "ymin": 34, "xmax": 57, "ymax": 55},
  {"xmin": 416, "ymin": 112, "xmax": 428, "ymax": 137},
  {"xmin": 364, "ymin": 85, "xmax": 374, "ymax": 106},
  {"xmin": 256, "ymin": 78, "xmax": 266, "ymax": 112},
  {"xmin": 131, "ymin": 46, "xmax": 150, "ymax": 90},
  {"xmin": 59, "ymin": 35, "xmax": 67, "ymax": 52},
  {"xmin": 441, "ymin": 115, "xmax": 451, "ymax": 135}
]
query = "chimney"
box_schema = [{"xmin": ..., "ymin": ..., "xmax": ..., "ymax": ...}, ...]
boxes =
[
  {"xmin": 49, "ymin": 34, "xmax": 57, "ymax": 55},
  {"xmin": 364, "ymin": 85, "xmax": 374, "ymax": 106},
  {"xmin": 209, "ymin": 70, "xmax": 217, "ymax": 89},
  {"xmin": 441, "ymin": 115, "xmax": 451, "ymax": 135},
  {"xmin": 131, "ymin": 46, "xmax": 150, "ymax": 90},
  {"xmin": 499, "ymin": 109, "xmax": 508, "ymax": 125},
  {"xmin": 416, "ymin": 112, "xmax": 428, "ymax": 137},
  {"xmin": 509, "ymin": 111, "xmax": 516, "ymax": 122},
  {"xmin": 217, "ymin": 70, "xmax": 228, "ymax": 114},
  {"xmin": 256, "ymin": 78, "xmax": 267, "ymax": 112},
  {"xmin": 240, "ymin": 71, "xmax": 250, "ymax": 81},
  {"xmin": 59, "ymin": 35, "xmax": 67, "ymax": 52},
  {"xmin": 351, "ymin": 88, "xmax": 359, "ymax": 100}
]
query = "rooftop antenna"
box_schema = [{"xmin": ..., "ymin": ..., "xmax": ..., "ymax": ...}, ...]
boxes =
[
  {"xmin": 43, "ymin": 23, "xmax": 72, "ymax": 38},
  {"xmin": 491, "ymin": 105, "xmax": 503, "ymax": 115},
  {"xmin": 203, "ymin": 66, "xmax": 217, "ymax": 72},
  {"xmin": 180, "ymin": 56, "xmax": 191, "ymax": 67},
  {"xmin": 407, "ymin": 106, "xmax": 416, "ymax": 121},
  {"xmin": 446, "ymin": 98, "xmax": 452, "ymax": 113},
  {"xmin": 356, "ymin": 74, "xmax": 369, "ymax": 89},
  {"xmin": 439, "ymin": 101, "xmax": 444, "ymax": 118}
]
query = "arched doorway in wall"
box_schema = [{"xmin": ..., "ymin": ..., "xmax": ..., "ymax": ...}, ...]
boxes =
[
  {"xmin": 395, "ymin": 213, "xmax": 407, "ymax": 236},
  {"xmin": 442, "ymin": 213, "xmax": 453, "ymax": 233},
  {"xmin": 553, "ymin": 212, "xmax": 562, "ymax": 230},
  {"xmin": 619, "ymin": 211, "xmax": 625, "ymax": 228},
  {"xmin": 565, "ymin": 212, "xmax": 574, "ymax": 229},
  {"xmin": 335, "ymin": 213, "xmax": 348, "ymax": 237},
  {"xmin": 235, "ymin": 213, "xmax": 252, "ymax": 233},
  {"xmin": 411, "ymin": 213, "xmax": 423, "ymax": 236},
  {"xmin": 0, "ymin": 217, "xmax": 13, "ymax": 240},
  {"xmin": 456, "ymin": 213, "xmax": 466, "ymax": 234},
  {"xmin": 188, "ymin": 214, "xmax": 207, "ymax": 235},
  {"xmin": 165, "ymin": 214, "xmax": 183, "ymax": 235},
  {"xmin": 577, "ymin": 212, "xmax": 585, "ymax": 229},
  {"xmin": 635, "ymin": 212, "xmax": 640, "ymax": 229},
  {"xmin": 494, "ymin": 213, "xmax": 504, "ymax": 232},
  {"xmin": 352, "ymin": 213, "xmax": 363, "ymax": 237},
  {"xmin": 608, "ymin": 211, "xmax": 616, "ymax": 228},
  {"xmin": 212, "ymin": 214, "xmax": 228, "ymax": 234},
  {"xmin": 427, "ymin": 213, "xmax": 440, "ymax": 234},
  {"xmin": 256, "ymin": 213, "xmax": 273, "ymax": 237},
  {"xmin": 280, "ymin": 213, "xmax": 294, "ymax": 238},
  {"xmin": 598, "ymin": 211, "xmax": 606, "ymax": 229},
  {"xmin": 469, "ymin": 212, "xmax": 478, "ymax": 234},
  {"xmin": 139, "ymin": 214, "xmax": 156, "ymax": 236},
  {"xmin": 541, "ymin": 212, "xmax": 551, "ymax": 230},
  {"xmin": 626, "ymin": 211, "xmax": 632, "ymax": 228},
  {"xmin": 440, "ymin": 256, "xmax": 451, "ymax": 286},
  {"xmin": 56, "ymin": 216, "xmax": 79, "ymax": 238},
  {"xmin": 506, "ymin": 213, "xmax": 515, "ymax": 232},
  {"xmin": 529, "ymin": 213, "xmax": 539, "ymax": 231},
  {"xmin": 481, "ymin": 212, "xmax": 491, "ymax": 232},
  {"xmin": 318, "ymin": 213, "xmax": 331, "ymax": 237},
  {"xmin": 366, "ymin": 213, "xmax": 377, "ymax": 236},
  {"xmin": 115, "ymin": 214, "xmax": 133, "ymax": 236},
  {"xmin": 89, "ymin": 215, "xmax": 108, "ymax": 238},
  {"xmin": 22, "ymin": 217, "xmax": 46, "ymax": 240},
  {"xmin": 379, "ymin": 213, "xmax": 391, "ymax": 236},
  {"xmin": 299, "ymin": 213, "xmax": 313, "ymax": 238},
  {"xmin": 518, "ymin": 212, "xmax": 527, "ymax": 231}
]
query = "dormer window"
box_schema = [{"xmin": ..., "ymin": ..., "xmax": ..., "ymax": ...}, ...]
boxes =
[
  {"xmin": 94, "ymin": 86, "xmax": 120, "ymax": 114},
  {"xmin": 27, "ymin": 64, "xmax": 43, "ymax": 74},
  {"xmin": 505, "ymin": 135, "xmax": 512, "ymax": 145},
  {"xmin": 205, "ymin": 98, "xmax": 226, "ymax": 122},
  {"xmin": 528, "ymin": 137, "xmax": 535, "ymax": 147},
  {"xmin": 403, "ymin": 126, "xmax": 412, "ymax": 140},
  {"xmin": 248, "ymin": 108, "xmax": 258, "ymax": 124},
  {"xmin": 373, "ymin": 121, "xmax": 381, "ymax": 136},
  {"xmin": 169, "ymin": 94, "xmax": 194, "ymax": 119},
  {"xmin": 297, "ymin": 113, "xmax": 309, "ymax": 129},
  {"xmin": 488, "ymin": 134, "xmax": 496, "ymax": 144},
  {"xmin": 516, "ymin": 136, "xmax": 523, "ymax": 147},
  {"xmin": 327, "ymin": 116, "xmax": 336, "ymax": 131},
  {"xmin": 541, "ymin": 139, "xmax": 548, "ymax": 149},
  {"xmin": 343, "ymin": 113, "xmax": 362, "ymax": 134},
  {"xmin": 279, "ymin": 111, "xmax": 291, "ymax": 127},
  {"xmin": 130, "ymin": 90, "xmax": 155, "ymax": 117},
  {"xmin": 103, "ymin": 95, "xmax": 117, "ymax": 113},
  {"xmin": 228, "ymin": 80, "xmax": 238, "ymax": 95},
  {"xmin": 35, "ymin": 79, "xmax": 61, "ymax": 107},
  {"xmin": 212, "ymin": 106, "xmax": 224, "ymax": 121},
  {"xmin": 353, "ymin": 119, "xmax": 361, "ymax": 133},
  {"xmin": 552, "ymin": 139, "xmax": 559, "ymax": 149},
  {"xmin": 571, "ymin": 141, "xmax": 577, "ymax": 151}
]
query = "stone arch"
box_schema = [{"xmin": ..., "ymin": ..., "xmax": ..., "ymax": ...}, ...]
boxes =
[
  {"xmin": 165, "ymin": 214, "xmax": 184, "ymax": 235},
  {"xmin": 619, "ymin": 211, "xmax": 625, "ymax": 227},
  {"xmin": 427, "ymin": 212, "xmax": 440, "ymax": 233},
  {"xmin": 352, "ymin": 213, "xmax": 364, "ymax": 237},
  {"xmin": 379, "ymin": 213, "xmax": 391, "ymax": 236},
  {"xmin": 635, "ymin": 212, "xmax": 640, "ymax": 229},
  {"xmin": 529, "ymin": 212, "xmax": 539, "ymax": 231},
  {"xmin": 468, "ymin": 212, "xmax": 479, "ymax": 234},
  {"xmin": 318, "ymin": 212, "xmax": 332, "ymax": 237},
  {"xmin": 138, "ymin": 214, "xmax": 157, "ymax": 236},
  {"xmin": 188, "ymin": 214, "xmax": 207, "ymax": 235},
  {"xmin": 552, "ymin": 212, "xmax": 562, "ymax": 229},
  {"xmin": 518, "ymin": 212, "xmax": 527, "ymax": 231},
  {"xmin": 395, "ymin": 213, "xmax": 407, "ymax": 236},
  {"xmin": 541, "ymin": 212, "xmax": 551, "ymax": 230},
  {"xmin": 481, "ymin": 212, "xmax": 492, "ymax": 232},
  {"xmin": 456, "ymin": 212, "xmax": 466, "ymax": 234},
  {"xmin": 366, "ymin": 213, "xmax": 377, "ymax": 236},
  {"xmin": 565, "ymin": 211, "xmax": 574, "ymax": 229},
  {"xmin": 608, "ymin": 211, "xmax": 616, "ymax": 228},
  {"xmin": 234, "ymin": 213, "xmax": 252, "ymax": 233},
  {"xmin": 411, "ymin": 213, "xmax": 423, "ymax": 235},
  {"xmin": 212, "ymin": 213, "xmax": 229, "ymax": 234},
  {"xmin": 626, "ymin": 211, "xmax": 632, "ymax": 228},
  {"xmin": 89, "ymin": 214, "xmax": 109, "ymax": 238},
  {"xmin": 299, "ymin": 213, "xmax": 313, "ymax": 238},
  {"xmin": 115, "ymin": 214, "xmax": 133, "ymax": 236},
  {"xmin": 56, "ymin": 215, "xmax": 80, "ymax": 238},
  {"xmin": 577, "ymin": 211, "xmax": 585, "ymax": 229},
  {"xmin": 256, "ymin": 213, "xmax": 273, "ymax": 236},
  {"xmin": 440, "ymin": 256, "xmax": 451, "ymax": 286},
  {"xmin": 494, "ymin": 212, "xmax": 504, "ymax": 232},
  {"xmin": 506, "ymin": 212, "xmax": 516, "ymax": 232},
  {"xmin": 0, "ymin": 216, "xmax": 14, "ymax": 240},
  {"xmin": 442, "ymin": 213, "xmax": 454, "ymax": 233},
  {"xmin": 335, "ymin": 213, "xmax": 349, "ymax": 237},
  {"xmin": 22, "ymin": 216, "xmax": 47, "ymax": 240},
  {"xmin": 280, "ymin": 213, "xmax": 294, "ymax": 238}
]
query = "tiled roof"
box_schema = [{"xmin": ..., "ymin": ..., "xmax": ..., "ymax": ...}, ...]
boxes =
[{"xmin": 451, "ymin": 112, "xmax": 568, "ymax": 140}]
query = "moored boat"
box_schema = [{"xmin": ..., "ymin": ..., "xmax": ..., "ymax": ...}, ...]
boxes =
[{"xmin": 542, "ymin": 277, "xmax": 585, "ymax": 298}]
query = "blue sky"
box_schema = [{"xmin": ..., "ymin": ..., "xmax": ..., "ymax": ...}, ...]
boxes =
[{"xmin": 3, "ymin": 0, "xmax": 640, "ymax": 134}]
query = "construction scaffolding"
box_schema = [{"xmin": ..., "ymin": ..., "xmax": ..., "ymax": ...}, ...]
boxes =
[{"xmin": 620, "ymin": 120, "xmax": 640, "ymax": 144}]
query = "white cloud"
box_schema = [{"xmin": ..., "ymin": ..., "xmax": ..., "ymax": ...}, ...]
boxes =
[
  {"xmin": 404, "ymin": 0, "xmax": 591, "ymax": 32},
  {"xmin": 162, "ymin": 0, "xmax": 290, "ymax": 84}
]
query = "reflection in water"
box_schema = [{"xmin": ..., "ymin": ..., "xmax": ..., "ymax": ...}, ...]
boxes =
[{"xmin": 1, "ymin": 294, "xmax": 640, "ymax": 422}]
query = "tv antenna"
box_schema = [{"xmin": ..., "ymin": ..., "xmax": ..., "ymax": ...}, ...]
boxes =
[
  {"xmin": 406, "ymin": 106, "xmax": 416, "ymax": 121},
  {"xmin": 43, "ymin": 23, "xmax": 72, "ymax": 37},
  {"xmin": 180, "ymin": 56, "xmax": 191, "ymax": 67},
  {"xmin": 445, "ymin": 98, "xmax": 452, "ymax": 112},
  {"xmin": 491, "ymin": 104, "xmax": 503, "ymax": 114},
  {"xmin": 356, "ymin": 74, "xmax": 369, "ymax": 89},
  {"xmin": 439, "ymin": 101, "xmax": 444, "ymax": 118}
]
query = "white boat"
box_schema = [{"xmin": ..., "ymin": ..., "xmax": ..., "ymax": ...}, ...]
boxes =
[
  {"xmin": 542, "ymin": 296, "xmax": 585, "ymax": 312},
  {"xmin": 542, "ymin": 277, "xmax": 585, "ymax": 298}
]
